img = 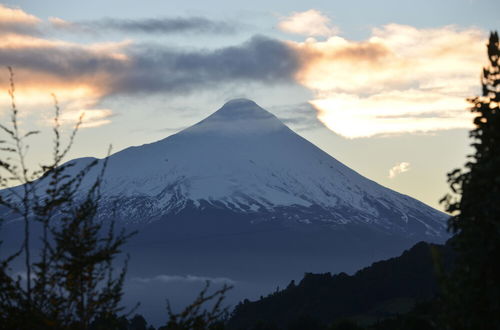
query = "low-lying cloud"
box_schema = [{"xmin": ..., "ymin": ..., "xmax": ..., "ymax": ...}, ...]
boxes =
[{"xmin": 132, "ymin": 274, "xmax": 235, "ymax": 285}]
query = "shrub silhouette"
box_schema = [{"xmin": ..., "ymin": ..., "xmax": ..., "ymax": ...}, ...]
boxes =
[{"xmin": 0, "ymin": 67, "xmax": 134, "ymax": 329}]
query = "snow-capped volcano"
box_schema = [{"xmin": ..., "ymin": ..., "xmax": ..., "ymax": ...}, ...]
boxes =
[
  {"xmin": 74, "ymin": 98, "xmax": 447, "ymax": 238},
  {"xmin": 2, "ymin": 99, "xmax": 450, "ymax": 313}
]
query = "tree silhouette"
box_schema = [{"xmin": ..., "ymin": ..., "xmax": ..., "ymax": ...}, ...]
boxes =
[
  {"xmin": 441, "ymin": 31, "xmax": 500, "ymax": 329},
  {"xmin": 0, "ymin": 67, "xmax": 135, "ymax": 329}
]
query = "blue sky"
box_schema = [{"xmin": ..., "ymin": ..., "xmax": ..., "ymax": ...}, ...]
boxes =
[{"xmin": 0, "ymin": 0, "xmax": 498, "ymax": 209}]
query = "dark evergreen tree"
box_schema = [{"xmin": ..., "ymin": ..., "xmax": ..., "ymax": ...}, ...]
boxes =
[
  {"xmin": 89, "ymin": 313, "xmax": 129, "ymax": 330},
  {"xmin": 440, "ymin": 31, "xmax": 500, "ymax": 330},
  {"xmin": 129, "ymin": 314, "xmax": 148, "ymax": 330}
]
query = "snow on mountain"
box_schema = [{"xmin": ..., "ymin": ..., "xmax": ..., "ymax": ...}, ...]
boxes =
[{"xmin": 63, "ymin": 98, "xmax": 448, "ymax": 238}]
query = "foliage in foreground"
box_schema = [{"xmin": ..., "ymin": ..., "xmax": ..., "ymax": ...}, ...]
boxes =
[
  {"xmin": 0, "ymin": 68, "xmax": 133, "ymax": 329},
  {"xmin": 440, "ymin": 31, "xmax": 500, "ymax": 330}
]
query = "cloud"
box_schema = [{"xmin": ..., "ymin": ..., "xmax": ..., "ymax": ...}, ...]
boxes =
[
  {"xmin": 0, "ymin": 4, "xmax": 41, "ymax": 36},
  {"xmin": 50, "ymin": 16, "xmax": 237, "ymax": 35},
  {"xmin": 112, "ymin": 35, "xmax": 299, "ymax": 94},
  {"xmin": 311, "ymin": 90, "xmax": 473, "ymax": 138},
  {"xmin": 0, "ymin": 5, "xmax": 298, "ymax": 128},
  {"xmin": 132, "ymin": 274, "xmax": 235, "ymax": 285},
  {"xmin": 0, "ymin": 4, "xmax": 133, "ymax": 126},
  {"xmin": 1, "ymin": 14, "xmax": 297, "ymax": 97},
  {"xmin": 288, "ymin": 24, "xmax": 487, "ymax": 138},
  {"xmin": 0, "ymin": 28, "xmax": 130, "ymax": 127},
  {"xmin": 273, "ymin": 102, "xmax": 324, "ymax": 132},
  {"xmin": 389, "ymin": 162, "xmax": 411, "ymax": 179},
  {"xmin": 1, "ymin": 6, "xmax": 485, "ymax": 139},
  {"xmin": 58, "ymin": 108, "xmax": 115, "ymax": 128},
  {"xmin": 278, "ymin": 9, "xmax": 339, "ymax": 37}
]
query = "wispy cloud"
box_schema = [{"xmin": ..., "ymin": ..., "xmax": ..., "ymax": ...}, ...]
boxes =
[
  {"xmin": 278, "ymin": 9, "xmax": 339, "ymax": 37},
  {"xmin": 50, "ymin": 16, "xmax": 237, "ymax": 35},
  {"xmin": 132, "ymin": 274, "xmax": 235, "ymax": 285},
  {"xmin": 389, "ymin": 162, "xmax": 411, "ymax": 179},
  {"xmin": 273, "ymin": 102, "xmax": 324, "ymax": 132},
  {"xmin": 58, "ymin": 108, "xmax": 116, "ymax": 128},
  {"xmin": 287, "ymin": 20, "xmax": 486, "ymax": 138}
]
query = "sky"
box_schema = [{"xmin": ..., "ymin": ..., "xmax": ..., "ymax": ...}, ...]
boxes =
[{"xmin": 0, "ymin": 0, "xmax": 498, "ymax": 210}]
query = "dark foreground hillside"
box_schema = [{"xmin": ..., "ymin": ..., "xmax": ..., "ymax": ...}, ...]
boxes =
[{"xmin": 228, "ymin": 241, "xmax": 454, "ymax": 329}]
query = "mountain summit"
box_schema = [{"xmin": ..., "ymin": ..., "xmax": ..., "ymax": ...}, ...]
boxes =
[
  {"xmin": 203, "ymin": 98, "xmax": 275, "ymax": 121},
  {"xmin": 181, "ymin": 98, "xmax": 288, "ymax": 136}
]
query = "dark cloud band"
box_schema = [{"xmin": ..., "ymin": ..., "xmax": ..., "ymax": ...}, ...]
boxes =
[
  {"xmin": 116, "ymin": 36, "xmax": 300, "ymax": 94},
  {"xmin": 0, "ymin": 35, "xmax": 300, "ymax": 95}
]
